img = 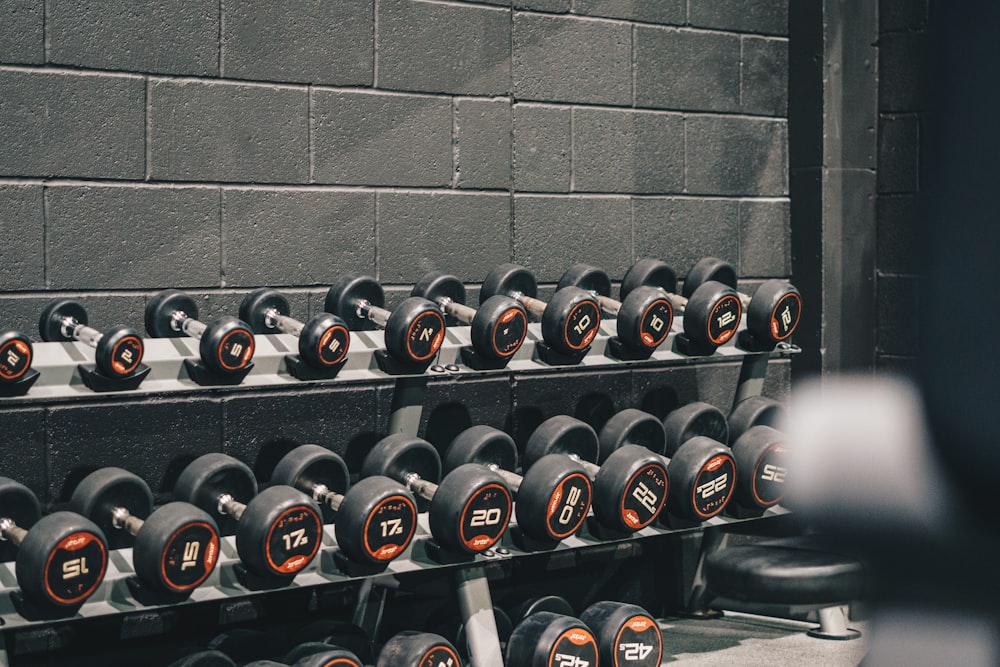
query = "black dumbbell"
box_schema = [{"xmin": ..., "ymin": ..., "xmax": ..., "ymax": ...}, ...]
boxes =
[
  {"xmin": 361, "ymin": 435, "xmax": 512, "ymax": 555},
  {"xmin": 0, "ymin": 477, "xmax": 108, "ymax": 608},
  {"xmin": 325, "ymin": 274, "xmax": 445, "ymax": 367},
  {"xmin": 377, "ymin": 631, "xmax": 463, "ymax": 667},
  {"xmin": 661, "ymin": 403, "xmax": 738, "ymax": 521},
  {"xmin": 506, "ymin": 610, "xmax": 599, "ymax": 667},
  {"xmin": 580, "ymin": 601, "xmax": 664, "ymax": 667},
  {"xmin": 69, "ymin": 468, "xmax": 220, "ymax": 595},
  {"xmin": 682, "ymin": 257, "xmax": 802, "ymax": 349},
  {"xmin": 39, "ymin": 298, "xmax": 144, "ymax": 378},
  {"xmin": 166, "ymin": 650, "xmax": 238, "ymax": 667},
  {"xmin": 283, "ymin": 645, "xmax": 365, "ymax": 667},
  {"xmin": 145, "ymin": 289, "xmax": 256, "ymax": 375},
  {"xmin": 728, "ymin": 395, "xmax": 786, "ymax": 443},
  {"xmin": 0, "ymin": 330, "xmax": 34, "ymax": 384},
  {"xmin": 524, "ymin": 415, "xmax": 669, "ymax": 533},
  {"xmin": 271, "ymin": 445, "xmax": 418, "ymax": 566},
  {"xmin": 621, "ymin": 258, "xmax": 742, "ymax": 353},
  {"xmin": 174, "ymin": 454, "xmax": 322, "ymax": 579},
  {"xmin": 240, "ymin": 288, "xmax": 351, "ymax": 370},
  {"xmin": 558, "ymin": 263, "xmax": 674, "ymax": 354},
  {"xmin": 480, "ymin": 263, "xmax": 602, "ymax": 356},
  {"xmin": 443, "ymin": 426, "xmax": 593, "ymax": 544},
  {"xmin": 412, "ymin": 271, "xmax": 528, "ymax": 362}
]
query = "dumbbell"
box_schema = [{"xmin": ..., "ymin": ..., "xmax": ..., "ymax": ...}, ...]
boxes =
[
  {"xmin": 282, "ymin": 644, "xmax": 366, "ymax": 667},
  {"xmin": 0, "ymin": 477, "xmax": 108, "ymax": 608},
  {"xmin": 682, "ymin": 257, "xmax": 802, "ymax": 349},
  {"xmin": 412, "ymin": 271, "xmax": 528, "ymax": 363},
  {"xmin": 557, "ymin": 263, "xmax": 674, "ymax": 354},
  {"xmin": 580, "ymin": 601, "xmax": 664, "ymax": 667},
  {"xmin": 271, "ymin": 445, "xmax": 418, "ymax": 566},
  {"xmin": 377, "ymin": 631, "xmax": 463, "ymax": 667},
  {"xmin": 145, "ymin": 289, "xmax": 256, "ymax": 375},
  {"xmin": 166, "ymin": 650, "xmax": 237, "ymax": 667},
  {"xmin": 524, "ymin": 415, "xmax": 669, "ymax": 533},
  {"xmin": 620, "ymin": 258, "xmax": 742, "ymax": 353},
  {"xmin": 443, "ymin": 426, "xmax": 593, "ymax": 544},
  {"xmin": 0, "ymin": 330, "xmax": 35, "ymax": 384},
  {"xmin": 325, "ymin": 274, "xmax": 445, "ymax": 367},
  {"xmin": 661, "ymin": 403, "xmax": 739, "ymax": 521},
  {"xmin": 69, "ymin": 468, "xmax": 220, "ymax": 595},
  {"xmin": 38, "ymin": 298, "xmax": 144, "ymax": 378},
  {"xmin": 174, "ymin": 454, "xmax": 322, "ymax": 579},
  {"xmin": 506, "ymin": 609, "xmax": 599, "ymax": 667},
  {"xmin": 361, "ymin": 435, "xmax": 512, "ymax": 555},
  {"xmin": 480, "ymin": 263, "xmax": 602, "ymax": 356},
  {"xmin": 728, "ymin": 395, "xmax": 786, "ymax": 443},
  {"xmin": 240, "ymin": 288, "xmax": 351, "ymax": 370}
]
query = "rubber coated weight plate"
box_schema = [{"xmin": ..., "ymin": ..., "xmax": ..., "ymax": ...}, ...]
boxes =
[
  {"xmin": 38, "ymin": 298, "xmax": 87, "ymax": 342},
  {"xmin": 133, "ymin": 501, "xmax": 220, "ymax": 593},
  {"xmin": 663, "ymin": 402, "xmax": 729, "ymax": 457},
  {"xmin": 617, "ymin": 286, "xmax": 674, "ymax": 352},
  {"xmin": 506, "ymin": 612, "xmax": 598, "ymax": 667},
  {"xmin": 324, "ymin": 274, "xmax": 385, "ymax": 331},
  {"xmin": 524, "ymin": 415, "xmax": 600, "ymax": 469},
  {"xmin": 362, "ymin": 435, "xmax": 442, "ymax": 487},
  {"xmin": 239, "ymin": 288, "xmax": 290, "ymax": 334},
  {"xmin": 300, "ymin": 313, "xmax": 351, "ymax": 368},
  {"xmin": 384, "ymin": 297, "xmax": 446, "ymax": 363},
  {"xmin": 200, "ymin": 316, "xmax": 255, "ymax": 374},
  {"xmin": 592, "ymin": 445, "xmax": 668, "ymax": 532},
  {"xmin": 666, "ymin": 437, "xmax": 736, "ymax": 521},
  {"xmin": 145, "ymin": 290, "xmax": 199, "ymax": 338},
  {"xmin": 96, "ymin": 325, "xmax": 144, "ymax": 378},
  {"xmin": 0, "ymin": 331, "xmax": 33, "ymax": 382},
  {"xmin": 173, "ymin": 453, "xmax": 258, "ymax": 535},
  {"xmin": 682, "ymin": 257, "xmax": 737, "ymax": 297},
  {"xmin": 541, "ymin": 287, "xmax": 602, "ymax": 354},
  {"xmin": 412, "ymin": 271, "xmax": 466, "ymax": 306},
  {"xmin": 236, "ymin": 485, "xmax": 322, "ymax": 577},
  {"xmin": 557, "ymin": 263, "xmax": 613, "ymax": 296},
  {"xmin": 0, "ymin": 477, "xmax": 42, "ymax": 562},
  {"xmin": 516, "ymin": 455, "xmax": 592, "ymax": 541},
  {"xmin": 293, "ymin": 647, "xmax": 364, "ymax": 667},
  {"xmin": 580, "ymin": 601, "xmax": 663, "ymax": 667},
  {"xmin": 272, "ymin": 444, "xmax": 351, "ymax": 523},
  {"xmin": 598, "ymin": 409, "xmax": 666, "ymax": 462},
  {"xmin": 684, "ymin": 281, "xmax": 742, "ymax": 348},
  {"xmin": 481, "ymin": 263, "xmax": 538, "ymax": 303},
  {"xmin": 747, "ymin": 279, "xmax": 802, "ymax": 344},
  {"xmin": 69, "ymin": 467, "xmax": 154, "ymax": 549},
  {"xmin": 335, "ymin": 477, "xmax": 417, "ymax": 564},
  {"xmin": 728, "ymin": 396, "xmax": 786, "ymax": 444},
  {"xmin": 732, "ymin": 425, "xmax": 787, "ymax": 508},
  {"xmin": 620, "ymin": 258, "xmax": 678, "ymax": 300},
  {"xmin": 428, "ymin": 464, "xmax": 511, "ymax": 553},
  {"xmin": 471, "ymin": 295, "xmax": 528, "ymax": 360},
  {"xmin": 443, "ymin": 425, "xmax": 518, "ymax": 474},
  {"xmin": 16, "ymin": 511, "xmax": 108, "ymax": 607},
  {"xmin": 376, "ymin": 632, "xmax": 462, "ymax": 667}
]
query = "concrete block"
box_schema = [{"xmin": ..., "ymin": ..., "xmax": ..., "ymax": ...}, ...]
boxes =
[
  {"xmin": 513, "ymin": 104, "xmax": 571, "ymax": 192},
  {"xmin": 635, "ymin": 26, "xmax": 740, "ymax": 112},
  {"xmin": 456, "ymin": 98, "xmax": 512, "ymax": 189},
  {"xmin": 685, "ymin": 116, "xmax": 788, "ymax": 195}
]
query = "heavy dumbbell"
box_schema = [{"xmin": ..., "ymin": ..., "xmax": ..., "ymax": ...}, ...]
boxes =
[
  {"xmin": 524, "ymin": 415, "xmax": 669, "ymax": 534},
  {"xmin": 728, "ymin": 395, "xmax": 786, "ymax": 443},
  {"xmin": 240, "ymin": 288, "xmax": 351, "ymax": 371},
  {"xmin": 145, "ymin": 289, "xmax": 256, "ymax": 375},
  {"xmin": 412, "ymin": 271, "xmax": 528, "ymax": 363},
  {"xmin": 682, "ymin": 257, "xmax": 802, "ymax": 349},
  {"xmin": 361, "ymin": 435, "xmax": 512, "ymax": 555},
  {"xmin": 443, "ymin": 426, "xmax": 593, "ymax": 544},
  {"xmin": 0, "ymin": 477, "xmax": 108, "ymax": 608},
  {"xmin": 69, "ymin": 468, "xmax": 220, "ymax": 595},
  {"xmin": 325, "ymin": 274, "xmax": 445, "ymax": 368},
  {"xmin": 271, "ymin": 445, "xmax": 418, "ymax": 566},
  {"xmin": 661, "ymin": 403, "xmax": 738, "ymax": 521},
  {"xmin": 480, "ymin": 263, "xmax": 602, "ymax": 357},
  {"xmin": 0, "ymin": 330, "xmax": 34, "ymax": 385},
  {"xmin": 174, "ymin": 454, "xmax": 322, "ymax": 579},
  {"xmin": 377, "ymin": 631, "xmax": 463, "ymax": 667},
  {"xmin": 38, "ymin": 298, "xmax": 144, "ymax": 379},
  {"xmin": 558, "ymin": 263, "xmax": 674, "ymax": 355},
  {"xmin": 580, "ymin": 601, "xmax": 663, "ymax": 667},
  {"xmin": 506, "ymin": 610, "xmax": 599, "ymax": 667}
]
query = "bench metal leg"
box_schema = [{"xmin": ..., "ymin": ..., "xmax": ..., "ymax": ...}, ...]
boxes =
[{"xmin": 808, "ymin": 605, "xmax": 862, "ymax": 640}]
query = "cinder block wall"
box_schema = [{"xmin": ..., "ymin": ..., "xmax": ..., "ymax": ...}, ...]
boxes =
[{"xmin": 1, "ymin": 1, "xmax": 792, "ymax": 505}]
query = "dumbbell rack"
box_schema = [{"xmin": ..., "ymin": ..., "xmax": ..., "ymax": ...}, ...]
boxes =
[{"xmin": 0, "ymin": 318, "xmax": 798, "ymax": 667}]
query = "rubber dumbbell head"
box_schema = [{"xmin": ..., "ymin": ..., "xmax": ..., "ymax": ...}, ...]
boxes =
[
  {"xmin": 731, "ymin": 425, "xmax": 787, "ymax": 509},
  {"xmin": 377, "ymin": 631, "xmax": 463, "ymax": 667},
  {"xmin": 728, "ymin": 396, "xmax": 787, "ymax": 444},
  {"xmin": 598, "ymin": 409, "xmax": 666, "ymax": 462},
  {"xmin": 662, "ymin": 402, "xmax": 729, "ymax": 456},
  {"xmin": 286, "ymin": 646, "xmax": 364, "ymax": 667},
  {"xmin": 506, "ymin": 612, "xmax": 599, "ymax": 667},
  {"xmin": 666, "ymin": 436, "xmax": 737, "ymax": 521},
  {"xmin": 619, "ymin": 258, "xmax": 679, "ymax": 298},
  {"xmin": 39, "ymin": 298, "xmax": 145, "ymax": 378},
  {"xmin": 580, "ymin": 601, "xmax": 663, "ymax": 667},
  {"xmin": 272, "ymin": 445, "xmax": 418, "ymax": 565},
  {"xmin": 0, "ymin": 330, "xmax": 33, "ymax": 383},
  {"xmin": 70, "ymin": 467, "xmax": 220, "ymax": 594},
  {"xmin": 523, "ymin": 415, "xmax": 601, "ymax": 470},
  {"xmin": 241, "ymin": 288, "xmax": 351, "ymax": 369}
]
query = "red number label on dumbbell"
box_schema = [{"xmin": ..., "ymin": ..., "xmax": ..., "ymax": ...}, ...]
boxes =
[
  {"xmin": 549, "ymin": 629, "xmax": 599, "ymax": 667},
  {"xmin": 365, "ymin": 494, "xmax": 417, "ymax": 561},
  {"xmin": 492, "ymin": 307, "xmax": 528, "ymax": 358},
  {"xmin": 752, "ymin": 444, "xmax": 788, "ymax": 507},
  {"xmin": 546, "ymin": 473, "xmax": 592, "ymax": 539},
  {"xmin": 110, "ymin": 335, "xmax": 143, "ymax": 376},
  {"xmin": 564, "ymin": 301, "xmax": 602, "ymax": 350},
  {"xmin": 460, "ymin": 483, "xmax": 511, "ymax": 552},
  {"xmin": 639, "ymin": 300, "xmax": 673, "ymax": 348},
  {"xmin": 620, "ymin": 464, "xmax": 668, "ymax": 530},
  {"xmin": 419, "ymin": 646, "xmax": 460, "ymax": 667},
  {"xmin": 406, "ymin": 310, "xmax": 446, "ymax": 361},
  {"xmin": 265, "ymin": 506, "xmax": 322, "ymax": 574},
  {"xmin": 162, "ymin": 522, "xmax": 219, "ymax": 592},
  {"xmin": 613, "ymin": 615, "xmax": 662, "ymax": 667},
  {"xmin": 770, "ymin": 293, "xmax": 802, "ymax": 342},
  {"xmin": 706, "ymin": 295, "xmax": 742, "ymax": 345},
  {"xmin": 0, "ymin": 338, "xmax": 31, "ymax": 381},
  {"xmin": 45, "ymin": 531, "xmax": 107, "ymax": 605},
  {"xmin": 218, "ymin": 330, "xmax": 255, "ymax": 371},
  {"xmin": 692, "ymin": 455, "xmax": 736, "ymax": 518},
  {"xmin": 316, "ymin": 323, "xmax": 351, "ymax": 366}
]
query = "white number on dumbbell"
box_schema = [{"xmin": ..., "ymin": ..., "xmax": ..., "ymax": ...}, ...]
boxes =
[
  {"xmin": 554, "ymin": 655, "xmax": 590, "ymax": 667},
  {"xmin": 62, "ymin": 557, "xmax": 89, "ymax": 579},
  {"xmin": 619, "ymin": 642, "xmax": 654, "ymax": 660},
  {"xmin": 632, "ymin": 482, "xmax": 658, "ymax": 514},
  {"xmin": 558, "ymin": 486, "xmax": 583, "ymax": 525},
  {"xmin": 6, "ymin": 349, "xmax": 20, "ymax": 366},
  {"xmin": 780, "ymin": 306, "xmax": 792, "ymax": 328},
  {"xmin": 717, "ymin": 311, "xmax": 736, "ymax": 328},
  {"xmin": 434, "ymin": 659, "xmax": 455, "ymax": 667},
  {"xmin": 469, "ymin": 507, "xmax": 503, "ymax": 527},
  {"xmin": 760, "ymin": 464, "xmax": 786, "ymax": 483},
  {"xmin": 327, "ymin": 338, "xmax": 341, "ymax": 354},
  {"xmin": 120, "ymin": 349, "xmax": 134, "ymax": 364},
  {"xmin": 281, "ymin": 528, "xmax": 308, "ymax": 550},
  {"xmin": 419, "ymin": 327, "xmax": 436, "ymax": 342},
  {"xmin": 697, "ymin": 473, "xmax": 728, "ymax": 499},
  {"xmin": 229, "ymin": 342, "xmax": 244, "ymax": 358},
  {"xmin": 648, "ymin": 314, "xmax": 665, "ymax": 332},
  {"xmin": 573, "ymin": 314, "xmax": 592, "ymax": 335},
  {"xmin": 181, "ymin": 541, "xmax": 200, "ymax": 570},
  {"xmin": 380, "ymin": 518, "xmax": 404, "ymax": 537}
]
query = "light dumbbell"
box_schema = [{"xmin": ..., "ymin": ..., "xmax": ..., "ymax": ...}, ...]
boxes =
[
  {"xmin": 377, "ymin": 632, "xmax": 463, "ymax": 667},
  {"xmin": 480, "ymin": 264, "xmax": 602, "ymax": 362},
  {"xmin": 558, "ymin": 263, "xmax": 674, "ymax": 359},
  {"xmin": 325, "ymin": 275, "xmax": 445, "ymax": 372},
  {"xmin": 412, "ymin": 271, "xmax": 528, "ymax": 368},
  {"xmin": 174, "ymin": 454, "xmax": 322, "ymax": 580},
  {"xmin": 240, "ymin": 288, "xmax": 351, "ymax": 379},
  {"xmin": 444, "ymin": 426, "xmax": 593, "ymax": 546},
  {"xmin": 39, "ymin": 299, "xmax": 145, "ymax": 379},
  {"xmin": 0, "ymin": 330, "xmax": 37, "ymax": 395},
  {"xmin": 361, "ymin": 435, "xmax": 512, "ymax": 556},
  {"xmin": 271, "ymin": 445, "xmax": 418, "ymax": 568},
  {"xmin": 581, "ymin": 601, "xmax": 664, "ymax": 667},
  {"xmin": 69, "ymin": 468, "xmax": 219, "ymax": 596},
  {"xmin": 145, "ymin": 290, "xmax": 256, "ymax": 380},
  {"xmin": 0, "ymin": 477, "xmax": 108, "ymax": 609},
  {"xmin": 683, "ymin": 257, "xmax": 802, "ymax": 351}
]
